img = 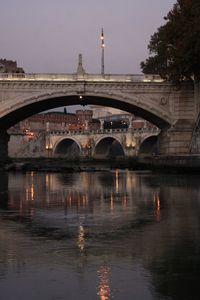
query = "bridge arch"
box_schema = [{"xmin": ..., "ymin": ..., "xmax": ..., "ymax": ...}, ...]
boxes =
[
  {"xmin": 93, "ymin": 136, "xmax": 125, "ymax": 159},
  {"xmin": 0, "ymin": 90, "xmax": 172, "ymax": 130},
  {"xmin": 53, "ymin": 137, "xmax": 81, "ymax": 158},
  {"xmin": 138, "ymin": 135, "xmax": 159, "ymax": 155},
  {"xmin": 0, "ymin": 75, "xmax": 196, "ymax": 159}
]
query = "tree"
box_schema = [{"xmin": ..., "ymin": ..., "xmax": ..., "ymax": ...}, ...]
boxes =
[{"xmin": 141, "ymin": 0, "xmax": 200, "ymax": 83}]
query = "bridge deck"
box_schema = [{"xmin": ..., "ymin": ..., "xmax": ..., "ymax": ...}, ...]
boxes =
[{"xmin": 0, "ymin": 73, "xmax": 164, "ymax": 83}]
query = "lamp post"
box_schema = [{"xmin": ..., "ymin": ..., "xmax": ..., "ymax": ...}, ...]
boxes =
[
  {"xmin": 166, "ymin": 43, "xmax": 176, "ymax": 68},
  {"xmin": 101, "ymin": 28, "xmax": 105, "ymax": 75}
]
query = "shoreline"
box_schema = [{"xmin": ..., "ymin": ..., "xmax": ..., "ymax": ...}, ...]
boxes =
[
  {"xmin": 3, "ymin": 157, "xmax": 138, "ymax": 173},
  {"xmin": 2, "ymin": 155, "xmax": 200, "ymax": 173}
]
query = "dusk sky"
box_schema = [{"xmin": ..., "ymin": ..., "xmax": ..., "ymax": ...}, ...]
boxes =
[{"xmin": 0, "ymin": 0, "xmax": 176, "ymax": 75}]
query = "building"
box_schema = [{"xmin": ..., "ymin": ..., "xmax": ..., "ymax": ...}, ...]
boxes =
[
  {"xmin": 8, "ymin": 106, "xmax": 158, "ymax": 136},
  {"xmin": 0, "ymin": 59, "xmax": 24, "ymax": 73},
  {"xmin": 8, "ymin": 110, "xmax": 95, "ymax": 134},
  {"xmin": 91, "ymin": 106, "xmax": 127, "ymax": 119},
  {"xmin": 90, "ymin": 105, "xmax": 157, "ymax": 130}
]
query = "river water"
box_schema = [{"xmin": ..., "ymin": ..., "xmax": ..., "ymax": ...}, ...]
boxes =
[{"xmin": 0, "ymin": 170, "xmax": 200, "ymax": 300}]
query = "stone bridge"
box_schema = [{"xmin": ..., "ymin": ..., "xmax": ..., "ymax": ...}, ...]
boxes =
[
  {"xmin": 0, "ymin": 69, "xmax": 198, "ymax": 161},
  {"xmin": 44, "ymin": 127, "xmax": 160, "ymax": 159},
  {"xmin": 8, "ymin": 127, "xmax": 159, "ymax": 158}
]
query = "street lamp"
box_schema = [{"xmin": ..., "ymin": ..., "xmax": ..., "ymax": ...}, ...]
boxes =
[{"xmin": 101, "ymin": 28, "xmax": 105, "ymax": 75}]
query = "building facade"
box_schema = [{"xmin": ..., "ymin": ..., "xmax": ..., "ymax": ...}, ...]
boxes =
[
  {"xmin": 0, "ymin": 59, "xmax": 24, "ymax": 73},
  {"xmin": 8, "ymin": 110, "xmax": 96, "ymax": 134}
]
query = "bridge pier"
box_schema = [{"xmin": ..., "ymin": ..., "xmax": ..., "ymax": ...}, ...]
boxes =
[
  {"xmin": 124, "ymin": 148, "xmax": 136, "ymax": 157},
  {"xmin": 0, "ymin": 130, "xmax": 10, "ymax": 164},
  {"xmin": 159, "ymin": 121, "xmax": 193, "ymax": 154}
]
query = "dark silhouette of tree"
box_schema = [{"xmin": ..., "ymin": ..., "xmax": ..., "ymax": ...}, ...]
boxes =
[{"xmin": 141, "ymin": 0, "xmax": 200, "ymax": 83}]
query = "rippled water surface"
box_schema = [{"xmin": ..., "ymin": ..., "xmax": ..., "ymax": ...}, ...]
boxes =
[{"xmin": 0, "ymin": 170, "xmax": 200, "ymax": 300}]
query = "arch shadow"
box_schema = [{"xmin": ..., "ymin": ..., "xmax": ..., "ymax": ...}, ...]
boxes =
[
  {"xmin": 54, "ymin": 138, "xmax": 81, "ymax": 158},
  {"xmin": 94, "ymin": 137, "xmax": 125, "ymax": 159},
  {"xmin": 139, "ymin": 136, "xmax": 159, "ymax": 155},
  {"xmin": 0, "ymin": 95, "xmax": 170, "ymax": 130}
]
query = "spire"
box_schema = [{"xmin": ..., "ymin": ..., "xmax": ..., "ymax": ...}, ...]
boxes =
[{"xmin": 77, "ymin": 53, "xmax": 85, "ymax": 75}]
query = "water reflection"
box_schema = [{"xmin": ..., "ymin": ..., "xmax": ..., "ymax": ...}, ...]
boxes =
[
  {"xmin": 77, "ymin": 224, "xmax": 85, "ymax": 252},
  {"xmin": 154, "ymin": 192, "xmax": 161, "ymax": 222},
  {"xmin": 97, "ymin": 266, "xmax": 111, "ymax": 300},
  {"xmin": 0, "ymin": 172, "xmax": 8, "ymax": 209},
  {"xmin": 0, "ymin": 171, "xmax": 200, "ymax": 299}
]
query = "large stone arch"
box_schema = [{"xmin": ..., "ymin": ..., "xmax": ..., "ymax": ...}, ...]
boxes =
[
  {"xmin": 0, "ymin": 78, "xmax": 195, "ymax": 158},
  {"xmin": 0, "ymin": 90, "xmax": 172, "ymax": 130},
  {"xmin": 93, "ymin": 136, "xmax": 125, "ymax": 158},
  {"xmin": 139, "ymin": 135, "xmax": 159, "ymax": 155},
  {"xmin": 140, "ymin": 132, "xmax": 160, "ymax": 145},
  {"xmin": 53, "ymin": 137, "xmax": 81, "ymax": 158}
]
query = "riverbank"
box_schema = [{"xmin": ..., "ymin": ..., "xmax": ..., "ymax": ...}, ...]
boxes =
[
  {"xmin": 2, "ymin": 155, "xmax": 200, "ymax": 173},
  {"xmin": 138, "ymin": 155, "xmax": 200, "ymax": 172},
  {"xmin": 3, "ymin": 157, "xmax": 139, "ymax": 172}
]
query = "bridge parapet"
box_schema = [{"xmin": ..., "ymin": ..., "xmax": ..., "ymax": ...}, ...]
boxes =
[
  {"xmin": 47, "ymin": 127, "xmax": 160, "ymax": 136},
  {"xmin": 0, "ymin": 73, "xmax": 164, "ymax": 83}
]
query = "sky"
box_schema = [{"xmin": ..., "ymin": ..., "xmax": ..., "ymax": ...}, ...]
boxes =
[{"xmin": 0, "ymin": 0, "xmax": 176, "ymax": 75}]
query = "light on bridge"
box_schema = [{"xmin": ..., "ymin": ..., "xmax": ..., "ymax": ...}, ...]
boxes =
[{"xmin": 45, "ymin": 143, "xmax": 53, "ymax": 150}]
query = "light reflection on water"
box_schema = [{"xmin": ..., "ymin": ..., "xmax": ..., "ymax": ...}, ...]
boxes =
[
  {"xmin": 97, "ymin": 266, "xmax": 111, "ymax": 300},
  {"xmin": 0, "ymin": 170, "xmax": 200, "ymax": 299}
]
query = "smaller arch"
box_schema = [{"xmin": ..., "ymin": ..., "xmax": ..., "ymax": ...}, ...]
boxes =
[
  {"xmin": 138, "ymin": 135, "xmax": 159, "ymax": 155},
  {"xmin": 53, "ymin": 138, "xmax": 81, "ymax": 159},
  {"xmin": 93, "ymin": 137, "xmax": 125, "ymax": 159}
]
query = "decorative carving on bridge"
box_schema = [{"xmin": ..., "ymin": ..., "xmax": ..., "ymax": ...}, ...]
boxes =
[{"xmin": 159, "ymin": 97, "xmax": 169, "ymax": 106}]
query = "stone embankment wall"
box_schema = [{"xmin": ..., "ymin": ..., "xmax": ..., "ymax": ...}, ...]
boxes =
[
  {"xmin": 138, "ymin": 155, "xmax": 200, "ymax": 171},
  {"xmin": 9, "ymin": 133, "xmax": 46, "ymax": 158}
]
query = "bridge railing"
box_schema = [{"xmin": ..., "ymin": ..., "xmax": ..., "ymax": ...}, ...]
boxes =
[
  {"xmin": 8, "ymin": 127, "xmax": 160, "ymax": 137},
  {"xmin": 48, "ymin": 128, "xmax": 128, "ymax": 135},
  {"xmin": 0, "ymin": 73, "xmax": 164, "ymax": 83},
  {"xmin": 47, "ymin": 127, "xmax": 160, "ymax": 136}
]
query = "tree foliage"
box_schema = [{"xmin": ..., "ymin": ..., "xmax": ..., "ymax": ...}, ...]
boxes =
[{"xmin": 141, "ymin": 0, "xmax": 200, "ymax": 83}]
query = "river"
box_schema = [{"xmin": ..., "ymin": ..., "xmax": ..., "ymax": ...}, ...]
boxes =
[{"xmin": 0, "ymin": 170, "xmax": 200, "ymax": 300}]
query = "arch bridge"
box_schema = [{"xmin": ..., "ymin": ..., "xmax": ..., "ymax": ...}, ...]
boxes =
[
  {"xmin": 45, "ymin": 127, "xmax": 160, "ymax": 159},
  {"xmin": 0, "ymin": 68, "xmax": 198, "ymax": 161}
]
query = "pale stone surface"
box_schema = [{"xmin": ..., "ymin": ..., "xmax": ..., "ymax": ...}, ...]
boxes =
[
  {"xmin": 0, "ymin": 73, "xmax": 198, "ymax": 157},
  {"xmin": 8, "ymin": 128, "xmax": 159, "ymax": 158}
]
